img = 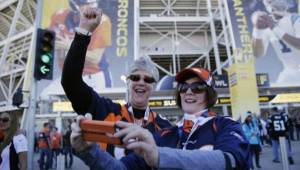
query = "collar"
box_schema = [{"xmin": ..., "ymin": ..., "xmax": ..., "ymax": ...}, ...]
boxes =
[
  {"xmin": 179, "ymin": 109, "xmax": 215, "ymax": 150},
  {"xmin": 127, "ymin": 105, "xmax": 150, "ymax": 126},
  {"xmin": 177, "ymin": 109, "xmax": 209, "ymax": 127}
]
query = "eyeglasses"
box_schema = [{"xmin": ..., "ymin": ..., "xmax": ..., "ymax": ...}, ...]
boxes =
[
  {"xmin": 177, "ymin": 82, "xmax": 208, "ymax": 94},
  {"xmin": 0, "ymin": 117, "xmax": 10, "ymax": 123},
  {"xmin": 127, "ymin": 74, "xmax": 156, "ymax": 84}
]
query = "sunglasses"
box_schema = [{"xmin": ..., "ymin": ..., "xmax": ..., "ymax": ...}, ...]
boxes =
[
  {"xmin": 127, "ymin": 74, "xmax": 156, "ymax": 84},
  {"xmin": 177, "ymin": 82, "xmax": 208, "ymax": 94},
  {"xmin": 0, "ymin": 117, "xmax": 10, "ymax": 123}
]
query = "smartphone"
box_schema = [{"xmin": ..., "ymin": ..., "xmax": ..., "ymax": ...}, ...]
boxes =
[{"xmin": 80, "ymin": 120, "xmax": 122, "ymax": 145}]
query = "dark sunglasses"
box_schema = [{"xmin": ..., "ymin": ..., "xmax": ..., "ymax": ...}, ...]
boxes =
[
  {"xmin": 127, "ymin": 74, "xmax": 156, "ymax": 84},
  {"xmin": 0, "ymin": 117, "xmax": 10, "ymax": 123},
  {"xmin": 177, "ymin": 82, "xmax": 208, "ymax": 94}
]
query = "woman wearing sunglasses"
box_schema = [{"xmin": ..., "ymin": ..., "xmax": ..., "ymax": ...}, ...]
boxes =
[
  {"xmin": 61, "ymin": 7, "xmax": 172, "ymax": 157},
  {"xmin": 0, "ymin": 112, "xmax": 28, "ymax": 170},
  {"xmin": 72, "ymin": 67, "xmax": 251, "ymax": 170}
]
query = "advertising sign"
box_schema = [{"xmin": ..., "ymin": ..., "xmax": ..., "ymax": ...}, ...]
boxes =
[
  {"xmin": 228, "ymin": 0, "xmax": 300, "ymax": 87},
  {"xmin": 38, "ymin": 0, "xmax": 135, "ymax": 98},
  {"xmin": 226, "ymin": 0, "xmax": 261, "ymax": 120}
]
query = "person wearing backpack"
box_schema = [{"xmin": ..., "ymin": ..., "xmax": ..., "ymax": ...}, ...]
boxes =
[{"xmin": 0, "ymin": 112, "xmax": 27, "ymax": 170}]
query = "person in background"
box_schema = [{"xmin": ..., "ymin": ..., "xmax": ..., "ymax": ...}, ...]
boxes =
[
  {"xmin": 288, "ymin": 114, "xmax": 295, "ymax": 141},
  {"xmin": 38, "ymin": 122, "xmax": 52, "ymax": 170},
  {"xmin": 61, "ymin": 7, "xmax": 172, "ymax": 158},
  {"xmin": 63, "ymin": 124, "xmax": 73, "ymax": 169},
  {"xmin": 71, "ymin": 67, "xmax": 251, "ymax": 170},
  {"xmin": 0, "ymin": 112, "xmax": 27, "ymax": 170},
  {"xmin": 267, "ymin": 106, "xmax": 294, "ymax": 164},
  {"xmin": 295, "ymin": 113, "xmax": 300, "ymax": 141},
  {"xmin": 50, "ymin": 127, "xmax": 61, "ymax": 169},
  {"xmin": 258, "ymin": 116, "xmax": 268, "ymax": 146},
  {"xmin": 242, "ymin": 112, "xmax": 262, "ymax": 169}
]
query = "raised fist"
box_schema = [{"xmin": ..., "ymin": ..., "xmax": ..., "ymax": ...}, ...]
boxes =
[
  {"xmin": 251, "ymin": 11, "xmax": 272, "ymax": 29},
  {"xmin": 79, "ymin": 7, "xmax": 102, "ymax": 33}
]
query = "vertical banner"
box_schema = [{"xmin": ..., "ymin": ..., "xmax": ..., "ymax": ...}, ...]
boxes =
[
  {"xmin": 38, "ymin": 0, "xmax": 134, "ymax": 98},
  {"xmin": 236, "ymin": 0, "xmax": 299, "ymax": 87},
  {"xmin": 226, "ymin": 0, "xmax": 260, "ymax": 121}
]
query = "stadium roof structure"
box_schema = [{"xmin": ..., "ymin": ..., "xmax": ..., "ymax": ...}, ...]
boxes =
[
  {"xmin": 0, "ymin": 0, "xmax": 36, "ymax": 111},
  {"xmin": 0, "ymin": 0, "xmax": 233, "ymax": 112}
]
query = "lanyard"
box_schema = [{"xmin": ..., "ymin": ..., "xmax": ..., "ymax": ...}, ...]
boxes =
[{"xmin": 128, "ymin": 105, "xmax": 151, "ymax": 127}]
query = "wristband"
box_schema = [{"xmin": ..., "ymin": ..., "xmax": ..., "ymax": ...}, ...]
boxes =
[
  {"xmin": 272, "ymin": 27, "xmax": 286, "ymax": 39},
  {"xmin": 252, "ymin": 28, "xmax": 264, "ymax": 39},
  {"xmin": 75, "ymin": 27, "xmax": 92, "ymax": 36}
]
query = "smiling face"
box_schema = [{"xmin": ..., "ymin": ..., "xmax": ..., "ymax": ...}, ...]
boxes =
[
  {"xmin": 0, "ymin": 112, "xmax": 11, "ymax": 131},
  {"xmin": 180, "ymin": 77, "xmax": 208, "ymax": 114},
  {"xmin": 128, "ymin": 70, "xmax": 155, "ymax": 109}
]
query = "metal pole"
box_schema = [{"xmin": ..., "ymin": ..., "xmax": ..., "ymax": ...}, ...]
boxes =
[
  {"xmin": 23, "ymin": 0, "xmax": 43, "ymax": 169},
  {"xmin": 207, "ymin": 0, "xmax": 222, "ymax": 74},
  {"xmin": 134, "ymin": 0, "xmax": 140, "ymax": 59},
  {"xmin": 217, "ymin": 0, "xmax": 232, "ymax": 65},
  {"xmin": 279, "ymin": 136, "xmax": 290, "ymax": 170},
  {"xmin": 27, "ymin": 77, "xmax": 37, "ymax": 170}
]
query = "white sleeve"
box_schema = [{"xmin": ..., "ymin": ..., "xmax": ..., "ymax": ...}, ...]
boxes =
[
  {"xmin": 292, "ymin": 15, "xmax": 300, "ymax": 38},
  {"xmin": 260, "ymin": 30, "xmax": 271, "ymax": 56},
  {"xmin": 13, "ymin": 134, "xmax": 28, "ymax": 153}
]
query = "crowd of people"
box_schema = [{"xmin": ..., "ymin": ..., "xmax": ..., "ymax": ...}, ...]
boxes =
[
  {"xmin": 1, "ymin": 0, "xmax": 300, "ymax": 170},
  {"xmin": 240, "ymin": 105, "xmax": 300, "ymax": 169},
  {"xmin": 34, "ymin": 122, "xmax": 73, "ymax": 170}
]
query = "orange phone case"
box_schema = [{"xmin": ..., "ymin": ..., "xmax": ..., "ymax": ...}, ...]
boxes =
[
  {"xmin": 82, "ymin": 132, "xmax": 121, "ymax": 145},
  {"xmin": 80, "ymin": 120, "xmax": 116, "ymax": 133},
  {"xmin": 80, "ymin": 120, "xmax": 121, "ymax": 145}
]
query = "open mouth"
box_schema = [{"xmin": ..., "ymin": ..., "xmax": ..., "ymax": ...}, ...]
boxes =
[
  {"xmin": 184, "ymin": 98, "xmax": 197, "ymax": 104},
  {"xmin": 135, "ymin": 88, "xmax": 146, "ymax": 94}
]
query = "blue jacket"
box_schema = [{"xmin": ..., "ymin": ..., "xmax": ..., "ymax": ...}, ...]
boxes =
[
  {"xmin": 242, "ymin": 122, "xmax": 261, "ymax": 145},
  {"xmin": 77, "ymin": 114, "xmax": 251, "ymax": 170}
]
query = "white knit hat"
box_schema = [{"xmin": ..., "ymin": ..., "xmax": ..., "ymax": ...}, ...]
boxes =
[{"xmin": 127, "ymin": 56, "xmax": 159, "ymax": 82}]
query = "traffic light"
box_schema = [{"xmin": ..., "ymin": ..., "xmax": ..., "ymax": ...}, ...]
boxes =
[{"xmin": 34, "ymin": 28, "xmax": 55, "ymax": 80}]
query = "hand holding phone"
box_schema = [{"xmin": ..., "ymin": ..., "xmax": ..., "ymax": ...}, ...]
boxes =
[{"xmin": 80, "ymin": 120, "xmax": 122, "ymax": 145}]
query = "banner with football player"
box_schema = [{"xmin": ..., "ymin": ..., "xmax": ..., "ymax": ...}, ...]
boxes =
[
  {"xmin": 226, "ymin": 0, "xmax": 261, "ymax": 120},
  {"xmin": 38, "ymin": 0, "xmax": 135, "ymax": 98},
  {"xmin": 228, "ymin": 0, "xmax": 300, "ymax": 87}
]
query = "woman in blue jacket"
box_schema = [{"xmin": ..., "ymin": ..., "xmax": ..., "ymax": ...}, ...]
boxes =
[
  {"xmin": 242, "ymin": 113, "xmax": 262, "ymax": 169},
  {"xmin": 71, "ymin": 66, "xmax": 251, "ymax": 170}
]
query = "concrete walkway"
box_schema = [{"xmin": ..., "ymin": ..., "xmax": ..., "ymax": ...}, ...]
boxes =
[
  {"xmin": 33, "ymin": 140, "xmax": 300, "ymax": 170},
  {"xmin": 258, "ymin": 140, "xmax": 300, "ymax": 170}
]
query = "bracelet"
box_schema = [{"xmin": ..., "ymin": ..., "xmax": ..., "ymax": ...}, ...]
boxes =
[
  {"xmin": 272, "ymin": 27, "xmax": 286, "ymax": 39},
  {"xmin": 75, "ymin": 27, "xmax": 92, "ymax": 36},
  {"xmin": 252, "ymin": 28, "xmax": 264, "ymax": 39}
]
